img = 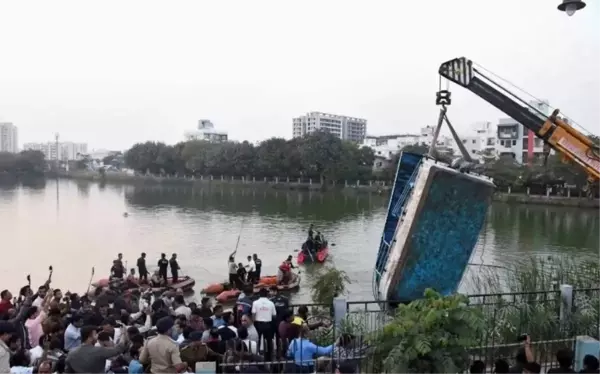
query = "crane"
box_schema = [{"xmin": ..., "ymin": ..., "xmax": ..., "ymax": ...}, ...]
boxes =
[{"xmin": 437, "ymin": 57, "xmax": 600, "ymax": 191}]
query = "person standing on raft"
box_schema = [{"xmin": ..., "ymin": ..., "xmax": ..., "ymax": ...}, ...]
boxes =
[
  {"xmin": 136, "ymin": 252, "xmax": 148, "ymax": 283},
  {"xmin": 157, "ymin": 253, "xmax": 169, "ymax": 284},
  {"xmin": 169, "ymin": 253, "xmax": 180, "ymax": 284},
  {"xmin": 277, "ymin": 256, "xmax": 295, "ymax": 285}
]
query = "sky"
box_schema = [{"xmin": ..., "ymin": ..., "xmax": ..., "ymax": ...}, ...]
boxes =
[{"xmin": 0, "ymin": 0, "xmax": 598, "ymax": 151}]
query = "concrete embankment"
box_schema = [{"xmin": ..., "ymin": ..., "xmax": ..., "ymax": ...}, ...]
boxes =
[
  {"xmin": 492, "ymin": 192, "xmax": 599, "ymax": 209},
  {"xmin": 55, "ymin": 171, "xmax": 389, "ymax": 193}
]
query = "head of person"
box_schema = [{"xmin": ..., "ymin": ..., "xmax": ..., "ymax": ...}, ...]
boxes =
[
  {"xmin": 38, "ymin": 360, "xmax": 53, "ymax": 374},
  {"xmin": 25, "ymin": 306, "xmax": 40, "ymax": 320},
  {"xmin": 223, "ymin": 311, "xmax": 235, "ymax": 326},
  {"xmin": 237, "ymin": 262, "xmax": 244, "ymax": 268},
  {"xmin": 310, "ymin": 224, "xmax": 314, "ymax": 229},
  {"xmin": 209, "ymin": 328, "xmax": 220, "ymax": 341},
  {"xmin": 126, "ymin": 326, "xmax": 140, "ymax": 340},
  {"xmin": 469, "ymin": 360, "xmax": 485, "ymax": 374},
  {"xmin": 269, "ymin": 286, "xmax": 278, "ymax": 297},
  {"xmin": 282, "ymin": 310, "xmax": 294, "ymax": 323},
  {"xmin": 37, "ymin": 285, "xmax": 48, "ymax": 298},
  {"xmin": 247, "ymin": 255, "xmax": 251, "ymax": 262},
  {"xmin": 237, "ymin": 326, "xmax": 248, "ymax": 340},
  {"xmin": 0, "ymin": 321, "xmax": 15, "ymax": 343},
  {"xmin": 228, "ymin": 256, "xmax": 234, "ymax": 263},
  {"xmin": 213, "ymin": 304, "xmax": 223, "ymax": 318},
  {"xmin": 493, "ymin": 358, "xmax": 509, "ymax": 373},
  {"xmin": 161, "ymin": 253, "xmax": 166, "ymax": 259},
  {"xmin": 8, "ymin": 335, "xmax": 21, "ymax": 351},
  {"xmin": 176, "ymin": 288, "xmax": 184, "ymax": 296},
  {"xmin": 97, "ymin": 331, "xmax": 113, "ymax": 347},
  {"xmin": 583, "ymin": 355, "xmax": 600, "ymax": 372},
  {"xmin": 71, "ymin": 313, "xmax": 84, "ymax": 328},
  {"xmin": 53, "ymin": 289, "xmax": 63, "ymax": 300},
  {"xmin": 203, "ymin": 317, "xmax": 213, "ymax": 330},
  {"xmin": 10, "ymin": 349, "xmax": 30, "ymax": 368},
  {"xmin": 81, "ymin": 325, "xmax": 98, "ymax": 345},
  {"xmin": 188, "ymin": 302, "xmax": 197, "ymax": 311},
  {"xmin": 286, "ymin": 255, "xmax": 293, "ymax": 262},
  {"xmin": 201, "ymin": 297, "xmax": 211, "ymax": 308},
  {"xmin": 243, "ymin": 285, "xmax": 253, "ymax": 297},
  {"xmin": 130, "ymin": 334, "xmax": 144, "ymax": 347},
  {"xmin": 174, "ymin": 295, "xmax": 185, "ymax": 308},
  {"xmin": 156, "ymin": 316, "xmax": 175, "ymax": 336},
  {"xmin": 101, "ymin": 318, "xmax": 116, "ymax": 336},
  {"xmin": 1, "ymin": 289, "xmax": 12, "ymax": 301},
  {"xmin": 241, "ymin": 314, "xmax": 253, "ymax": 328},
  {"xmin": 141, "ymin": 252, "xmax": 146, "ymax": 258},
  {"xmin": 129, "ymin": 268, "xmax": 135, "ymax": 275},
  {"xmin": 555, "ymin": 348, "xmax": 573, "ymax": 369},
  {"xmin": 252, "ymin": 254, "xmax": 258, "ymax": 260},
  {"xmin": 118, "ymin": 253, "xmax": 123, "ymax": 260},
  {"xmin": 189, "ymin": 331, "xmax": 204, "ymax": 347},
  {"xmin": 172, "ymin": 253, "xmax": 177, "ymax": 259},
  {"xmin": 19, "ymin": 285, "xmax": 32, "ymax": 299},
  {"xmin": 298, "ymin": 305, "xmax": 309, "ymax": 319},
  {"xmin": 258, "ymin": 288, "xmax": 268, "ymax": 298}
]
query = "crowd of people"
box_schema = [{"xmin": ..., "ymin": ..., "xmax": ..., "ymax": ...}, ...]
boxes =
[
  {"xmin": 0, "ymin": 264, "xmax": 363, "ymax": 374},
  {"xmin": 468, "ymin": 335, "xmax": 599, "ymax": 374}
]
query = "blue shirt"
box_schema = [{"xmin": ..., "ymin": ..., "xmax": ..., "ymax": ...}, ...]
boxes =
[
  {"xmin": 64, "ymin": 323, "xmax": 81, "ymax": 351},
  {"xmin": 287, "ymin": 338, "xmax": 334, "ymax": 366},
  {"xmin": 212, "ymin": 316, "xmax": 225, "ymax": 328},
  {"xmin": 129, "ymin": 359, "xmax": 144, "ymax": 374}
]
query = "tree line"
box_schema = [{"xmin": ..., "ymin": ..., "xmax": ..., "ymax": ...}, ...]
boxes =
[
  {"xmin": 0, "ymin": 150, "xmax": 46, "ymax": 175},
  {"xmin": 124, "ymin": 131, "xmax": 376, "ymax": 183}
]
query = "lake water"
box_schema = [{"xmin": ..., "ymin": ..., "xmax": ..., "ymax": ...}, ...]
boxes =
[{"xmin": 0, "ymin": 179, "xmax": 598, "ymax": 303}]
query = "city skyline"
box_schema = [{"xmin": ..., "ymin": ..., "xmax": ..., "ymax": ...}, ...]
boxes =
[{"xmin": 0, "ymin": 1, "xmax": 598, "ymax": 151}]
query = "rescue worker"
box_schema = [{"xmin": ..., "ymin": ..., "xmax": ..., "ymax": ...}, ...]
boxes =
[{"xmin": 157, "ymin": 253, "xmax": 169, "ymax": 284}]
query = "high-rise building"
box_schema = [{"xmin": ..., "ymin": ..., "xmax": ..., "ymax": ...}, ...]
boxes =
[
  {"xmin": 0, "ymin": 122, "xmax": 18, "ymax": 153},
  {"xmin": 22, "ymin": 141, "xmax": 88, "ymax": 161},
  {"xmin": 292, "ymin": 112, "xmax": 367, "ymax": 143},
  {"xmin": 184, "ymin": 120, "xmax": 228, "ymax": 143}
]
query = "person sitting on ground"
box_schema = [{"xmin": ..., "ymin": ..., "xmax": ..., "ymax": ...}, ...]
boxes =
[
  {"xmin": 547, "ymin": 348, "xmax": 575, "ymax": 373},
  {"xmin": 581, "ymin": 354, "xmax": 600, "ymax": 373}
]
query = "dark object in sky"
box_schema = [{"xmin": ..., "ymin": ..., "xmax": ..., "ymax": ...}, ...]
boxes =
[{"xmin": 557, "ymin": 0, "xmax": 586, "ymax": 16}]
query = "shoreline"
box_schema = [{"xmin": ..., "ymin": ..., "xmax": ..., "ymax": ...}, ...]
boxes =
[{"xmin": 52, "ymin": 170, "xmax": 390, "ymax": 193}]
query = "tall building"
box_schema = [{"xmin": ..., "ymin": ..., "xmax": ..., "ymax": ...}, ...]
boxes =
[
  {"xmin": 184, "ymin": 120, "xmax": 228, "ymax": 143},
  {"xmin": 292, "ymin": 112, "xmax": 367, "ymax": 143},
  {"xmin": 0, "ymin": 122, "xmax": 18, "ymax": 153},
  {"xmin": 22, "ymin": 141, "xmax": 88, "ymax": 161}
]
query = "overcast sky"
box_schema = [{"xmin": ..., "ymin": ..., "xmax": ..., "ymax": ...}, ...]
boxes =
[{"xmin": 0, "ymin": 0, "xmax": 598, "ymax": 151}]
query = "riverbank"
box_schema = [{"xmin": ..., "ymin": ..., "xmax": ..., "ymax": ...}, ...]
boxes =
[
  {"xmin": 54, "ymin": 170, "xmax": 390, "ymax": 193},
  {"xmin": 492, "ymin": 192, "xmax": 599, "ymax": 208}
]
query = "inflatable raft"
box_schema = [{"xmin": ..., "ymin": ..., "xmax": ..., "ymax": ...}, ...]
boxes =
[
  {"xmin": 297, "ymin": 245, "xmax": 329, "ymax": 264},
  {"xmin": 215, "ymin": 273, "xmax": 301, "ymax": 303},
  {"xmin": 90, "ymin": 275, "xmax": 195, "ymax": 297},
  {"xmin": 202, "ymin": 275, "xmax": 278, "ymax": 295},
  {"xmin": 373, "ymin": 153, "xmax": 494, "ymax": 304}
]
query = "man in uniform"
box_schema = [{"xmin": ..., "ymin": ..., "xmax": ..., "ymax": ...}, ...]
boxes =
[
  {"xmin": 157, "ymin": 254, "xmax": 169, "ymax": 284},
  {"xmin": 140, "ymin": 317, "xmax": 186, "ymax": 373},
  {"xmin": 137, "ymin": 253, "xmax": 148, "ymax": 283}
]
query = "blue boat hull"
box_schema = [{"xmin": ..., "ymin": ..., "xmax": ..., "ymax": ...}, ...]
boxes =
[{"xmin": 374, "ymin": 155, "xmax": 495, "ymax": 303}]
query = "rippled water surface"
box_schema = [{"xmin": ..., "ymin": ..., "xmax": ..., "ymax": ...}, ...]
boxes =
[{"xmin": 0, "ymin": 179, "xmax": 597, "ymax": 303}]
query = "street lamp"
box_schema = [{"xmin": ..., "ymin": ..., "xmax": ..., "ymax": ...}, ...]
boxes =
[{"xmin": 557, "ymin": 0, "xmax": 586, "ymax": 16}]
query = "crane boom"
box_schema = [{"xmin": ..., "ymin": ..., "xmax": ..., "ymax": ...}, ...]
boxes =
[{"xmin": 438, "ymin": 57, "xmax": 600, "ymax": 182}]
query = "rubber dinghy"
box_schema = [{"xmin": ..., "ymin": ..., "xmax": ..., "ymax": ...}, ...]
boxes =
[{"xmin": 373, "ymin": 153, "xmax": 494, "ymax": 304}]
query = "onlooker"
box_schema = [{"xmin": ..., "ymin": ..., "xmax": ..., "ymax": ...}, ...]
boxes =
[
  {"xmin": 494, "ymin": 358, "xmax": 510, "ymax": 373},
  {"xmin": 581, "ymin": 355, "xmax": 600, "ymax": 373},
  {"xmin": 470, "ymin": 360, "xmax": 486, "ymax": 373},
  {"xmin": 240, "ymin": 315, "xmax": 259, "ymax": 343},
  {"xmin": 63, "ymin": 314, "xmax": 83, "ymax": 351},
  {"xmin": 139, "ymin": 317, "xmax": 186, "ymax": 373},
  {"xmin": 65, "ymin": 325, "xmax": 128, "ymax": 373},
  {"xmin": 523, "ymin": 362, "xmax": 542, "ymax": 374},
  {"xmin": 547, "ymin": 348, "xmax": 575, "ymax": 373},
  {"xmin": 251, "ymin": 288, "xmax": 276, "ymax": 360},
  {"xmin": 0, "ymin": 321, "xmax": 16, "ymax": 373}
]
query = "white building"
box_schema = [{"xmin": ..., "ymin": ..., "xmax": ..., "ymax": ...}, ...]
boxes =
[
  {"xmin": 0, "ymin": 122, "xmax": 18, "ymax": 153},
  {"xmin": 449, "ymin": 121, "xmax": 497, "ymax": 161},
  {"xmin": 495, "ymin": 99, "xmax": 549, "ymax": 164},
  {"xmin": 23, "ymin": 141, "xmax": 88, "ymax": 161},
  {"xmin": 184, "ymin": 120, "xmax": 228, "ymax": 143},
  {"xmin": 292, "ymin": 112, "xmax": 367, "ymax": 143}
]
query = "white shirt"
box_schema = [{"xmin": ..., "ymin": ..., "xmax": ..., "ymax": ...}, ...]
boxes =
[
  {"xmin": 10, "ymin": 367, "xmax": 33, "ymax": 374},
  {"xmin": 251, "ymin": 297, "xmax": 276, "ymax": 322},
  {"xmin": 242, "ymin": 339, "xmax": 258, "ymax": 355},
  {"xmin": 173, "ymin": 305, "xmax": 192, "ymax": 320},
  {"xmin": 246, "ymin": 260, "xmax": 256, "ymax": 272},
  {"xmin": 32, "ymin": 296, "xmax": 44, "ymax": 308},
  {"xmin": 0, "ymin": 341, "xmax": 11, "ymax": 374},
  {"xmin": 29, "ymin": 346, "xmax": 44, "ymax": 365}
]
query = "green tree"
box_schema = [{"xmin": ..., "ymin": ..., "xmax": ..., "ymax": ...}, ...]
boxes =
[
  {"xmin": 0, "ymin": 150, "xmax": 46, "ymax": 175},
  {"xmin": 373, "ymin": 289, "xmax": 485, "ymax": 373}
]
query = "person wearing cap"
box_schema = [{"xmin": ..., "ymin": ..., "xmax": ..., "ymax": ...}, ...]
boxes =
[
  {"xmin": 140, "ymin": 316, "xmax": 186, "ymax": 373},
  {"xmin": 0, "ymin": 321, "xmax": 16, "ymax": 373},
  {"xmin": 179, "ymin": 331, "xmax": 218, "ymax": 371}
]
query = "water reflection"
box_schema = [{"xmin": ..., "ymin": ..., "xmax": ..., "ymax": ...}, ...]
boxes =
[{"xmin": 125, "ymin": 185, "xmax": 388, "ymax": 222}]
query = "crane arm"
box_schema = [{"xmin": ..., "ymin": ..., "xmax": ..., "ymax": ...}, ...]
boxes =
[{"xmin": 438, "ymin": 57, "xmax": 600, "ymax": 182}]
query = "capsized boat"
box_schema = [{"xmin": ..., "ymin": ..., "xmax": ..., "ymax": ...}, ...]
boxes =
[{"xmin": 373, "ymin": 153, "xmax": 494, "ymax": 304}]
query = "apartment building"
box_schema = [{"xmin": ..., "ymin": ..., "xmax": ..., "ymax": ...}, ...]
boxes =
[
  {"xmin": 0, "ymin": 122, "xmax": 18, "ymax": 153},
  {"xmin": 23, "ymin": 141, "xmax": 88, "ymax": 161},
  {"xmin": 292, "ymin": 112, "xmax": 367, "ymax": 143}
]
